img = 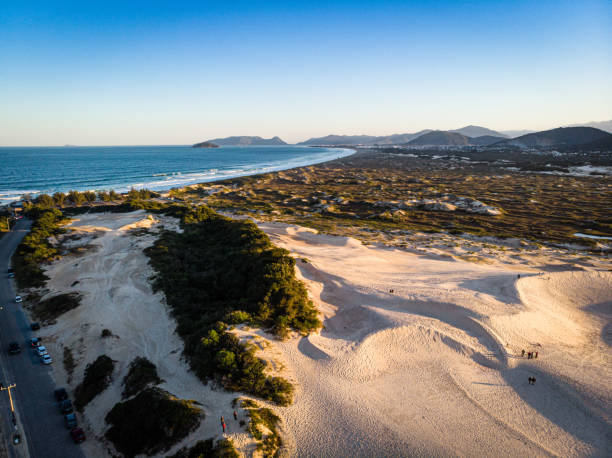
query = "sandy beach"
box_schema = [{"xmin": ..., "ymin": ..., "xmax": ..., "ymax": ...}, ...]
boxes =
[{"xmin": 33, "ymin": 211, "xmax": 611, "ymax": 457}]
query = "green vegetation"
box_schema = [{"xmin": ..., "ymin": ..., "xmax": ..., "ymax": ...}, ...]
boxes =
[
  {"xmin": 172, "ymin": 151, "xmax": 611, "ymax": 249},
  {"xmin": 12, "ymin": 208, "xmax": 66, "ymax": 288},
  {"xmin": 74, "ymin": 354, "xmax": 115, "ymax": 410},
  {"xmin": 105, "ymin": 387, "xmax": 202, "ymax": 457},
  {"xmin": 239, "ymin": 399, "xmax": 282, "ymax": 456},
  {"xmin": 63, "ymin": 346, "xmax": 76, "ymax": 383},
  {"xmin": 145, "ymin": 204, "xmax": 317, "ymax": 405},
  {"xmin": 30, "ymin": 292, "xmax": 81, "ymax": 323},
  {"xmin": 122, "ymin": 357, "xmax": 162, "ymax": 398},
  {"xmin": 168, "ymin": 438, "xmax": 240, "ymax": 458}
]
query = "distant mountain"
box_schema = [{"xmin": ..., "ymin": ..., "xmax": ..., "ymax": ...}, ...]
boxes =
[
  {"xmin": 297, "ymin": 134, "xmax": 380, "ymax": 146},
  {"xmin": 205, "ymin": 136, "xmax": 287, "ymax": 146},
  {"xmin": 470, "ymin": 135, "xmax": 507, "ymax": 146},
  {"xmin": 450, "ymin": 125, "xmax": 507, "ymax": 138},
  {"xmin": 492, "ymin": 127, "xmax": 612, "ymax": 148},
  {"xmin": 407, "ymin": 130, "xmax": 471, "ymax": 146},
  {"xmin": 192, "ymin": 141, "xmax": 219, "ymax": 148},
  {"xmin": 500, "ymin": 129, "xmax": 535, "ymax": 138},
  {"xmin": 564, "ymin": 120, "xmax": 612, "ymax": 133},
  {"xmin": 297, "ymin": 130, "xmax": 432, "ymax": 146}
]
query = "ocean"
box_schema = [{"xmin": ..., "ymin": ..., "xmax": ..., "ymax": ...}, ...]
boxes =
[{"xmin": 0, "ymin": 145, "xmax": 353, "ymax": 203}]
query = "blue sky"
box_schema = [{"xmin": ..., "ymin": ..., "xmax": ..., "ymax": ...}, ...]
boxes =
[{"xmin": 1, "ymin": 0, "xmax": 610, "ymax": 145}]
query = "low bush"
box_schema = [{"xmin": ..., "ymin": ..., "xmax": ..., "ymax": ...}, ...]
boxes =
[
  {"xmin": 122, "ymin": 357, "xmax": 162, "ymax": 398},
  {"xmin": 168, "ymin": 438, "xmax": 240, "ymax": 458},
  {"xmin": 241, "ymin": 399, "xmax": 282, "ymax": 457},
  {"xmin": 105, "ymin": 387, "xmax": 202, "ymax": 457},
  {"xmin": 63, "ymin": 346, "xmax": 76, "ymax": 383},
  {"xmin": 12, "ymin": 208, "xmax": 66, "ymax": 288},
  {"xmin": 31, "ymin": 292, "xmax": 81, "ymax": 323},
  {"xmin": 74, "ymin": 355, "xmax": 114, "ymax": 410}
]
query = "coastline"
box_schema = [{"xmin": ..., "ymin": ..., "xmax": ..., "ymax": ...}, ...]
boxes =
[{"xmin": 0, "ymin": 146, "xmax": 356, "ymax": 204}]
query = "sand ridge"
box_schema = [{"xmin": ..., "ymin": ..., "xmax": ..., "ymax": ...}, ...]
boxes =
[{"xmin": 258, "ymin": 222, "xmax": 612, "ymax": 457}]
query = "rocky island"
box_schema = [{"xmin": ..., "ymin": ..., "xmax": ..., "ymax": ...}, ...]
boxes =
[{"xmin": 192, "ymin": 141, "xmax": 219, "ymax": 148}]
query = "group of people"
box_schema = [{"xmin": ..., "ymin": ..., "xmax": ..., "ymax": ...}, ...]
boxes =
[
  {"xmin": 520, "ymin": 349, "xmax": 540, "ymax": 386},
  {"xmin": 520, "ymin": 349, "xmax": 538, "ymax": 359},
  {"xmin": 220, "ymin": 411, "xmax": 240, "ymax": 433}
]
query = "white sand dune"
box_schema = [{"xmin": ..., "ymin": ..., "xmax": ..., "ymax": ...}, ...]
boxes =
[
  {"xmin": 35, "ymin": 212, "xmax": 611, "ymax": 457},
  {"xmin": 259, "ymin": 222, "xmax": 612, "ymax": 458}
]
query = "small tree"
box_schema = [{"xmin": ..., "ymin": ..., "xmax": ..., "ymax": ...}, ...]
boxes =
[
  {"xmin": 109, "ymin": 190, "xmax": 119, "ymax": 201},
  {"xmin": 98, "ymin": 191, "xmax": 111, "ymax": 202},
  {"xmin": 83, "ymin": 191, "xmax": 97, "ymax": 205},
  {"xmin": 53, "ymin": 192, "xmax": 67, "ymax": 207},
  {"xmin": 68, "ymin": 190, "xmax": 86, "ymax": 206},
  {"xmin": 35, "ymin": 194, "xmax": 55, "ymax": 208}
]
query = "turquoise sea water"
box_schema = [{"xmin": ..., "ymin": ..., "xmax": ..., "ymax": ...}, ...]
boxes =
[{"xmin": 0, "ymin": 145, "xmax": 352, "ymax": 203}]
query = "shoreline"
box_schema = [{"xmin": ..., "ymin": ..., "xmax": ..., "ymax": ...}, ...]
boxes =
[{"xmin": 0, "ymin": 146, "xmax": 356, "ymax": 204}]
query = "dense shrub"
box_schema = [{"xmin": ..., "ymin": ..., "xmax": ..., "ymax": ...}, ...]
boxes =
[
  {"xmin": 105, "ymin": 387, "xmax": 201, "ymax": 457},
  {"xmin": 122, "ymin": 357, "xmax": 162, "ymax": 398},
  {"xmin": 31, "ymin": 292, "xmax": 81, "ymax": 323},
  {"xmin": 169, "ymin": 438, "xmax": 239, "ymax": 458},
  {"xmin": 145, "ymin": 204, "xmax": 318, "ymax": 404},
  {"xmin": 12, "ymin": 208, "xmax": 65, "ymax": 288},
  {"xmin": 74, "ymin": 355, "xmax": 115, "ymax": 410}
]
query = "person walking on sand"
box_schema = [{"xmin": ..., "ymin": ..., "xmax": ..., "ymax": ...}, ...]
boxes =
[
  {"xmin": 535, "ymin": 351, "xmax": 538, "ymax": 359},
  {"xmin": 521, "ymin": 349, "xmax": 525, "ymax": 357},
  {"xmin": 527, "ymin": 352, "xmax": 531, "ymax": 359},
  {"xmin": 233, "ymin": 410, "xmax": 238, "ymax": 421}
]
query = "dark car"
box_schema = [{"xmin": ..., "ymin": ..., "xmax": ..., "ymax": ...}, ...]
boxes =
[
  {"xmin": 69, "ymin": 427, "xmax": 86, "ymax": 444},
  {"xmin": 8, "ymin": 342, "xmax": 20, "ymax": 355},
  {"xmin": 59, "ymin": 399, "xmax": 73, "ymax": 414},
  {"xmin": 30, "ymin": 322, "xmax": 40, "ymax": 331},
  {"xmin": 54, "ymin": 388, "xmax": 68, "ymax": 402},
  {"xmin": 64, "ymin": 413, "xmax": 77, "ymax": 429},
  {"xmin": 30, "ymin": 337, "xmax": 41, "ymax": 347}
]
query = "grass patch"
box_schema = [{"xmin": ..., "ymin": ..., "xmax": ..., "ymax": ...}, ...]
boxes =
[
  {"xmin": 105, "ymin": 387, "xmax": 202, "ymax": 457},
  {"xmin": 63, "ymin": 346, "xmax": 76, "ymax": 383},
  {"xmin": 31, "ymin": 292, "xmax": 81, "ymax": 323},
  {"xmin": 168, "ymin": 438, "xmax": 240, "ymax": 458},
  {"xmin": 122, "ymin": 357, "xmax": 163, "ymax": 398},
  {"xmin": 74, "ymin": 354, "xmax": 114, "ymax": 411},
  {"xmin": 240, "ymin": 399, "xmax": 282, "ymax": 457}
]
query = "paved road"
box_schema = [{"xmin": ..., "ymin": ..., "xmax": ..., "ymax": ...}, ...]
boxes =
[{"xmin": 0, "ymin": 220, "xmax": 84, "ymax": 458}]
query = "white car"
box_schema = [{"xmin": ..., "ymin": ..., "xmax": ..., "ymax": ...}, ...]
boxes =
[
  {"xmin": 14, "ymin": 296, "xmax": 22, "ymax": 303},
  {"xmin": 35, "ymin": 346, "xmax": 48, "ymax": 357},
  {"xmin": 41, "ymin": 354, "xmax": 52, "ymax": 365}
]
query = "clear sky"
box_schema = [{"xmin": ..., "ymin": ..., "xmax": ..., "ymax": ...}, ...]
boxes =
[{"xmin": 1, "ymin": 0, "xmax": 611, "ymax": 145}]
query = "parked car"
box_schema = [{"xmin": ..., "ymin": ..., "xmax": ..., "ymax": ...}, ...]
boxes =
[
  {"xmin": 14, "ymin": 296, "xmax": 22, "ymax": 303},
  {"xmin": 59, "ymin": 399, "xmax": 73, "ymax": 414},
  {"xmin": 7, "ymin": 272, "xmax": 15, "ymax": 278},
  {"xmin": 54, "ymin": 388, "xmax": 68, "ymax": 402},
  {"xmin": 29, "ymin": 337, "xmax": 41, "ymax": 347},
  {"xmin": 69, "ymin": 427, "xmax": 86, "ymax": 444},
  {"xmin": 41, "ymin": 354, "xmax": 53, "ymax": 365},
  {"xmin": 64, "ymin": 413, "xmax": 77, "ymax": 429},
  {"xmin": 35, "ymin": 346, "xmax": 48, "ymax": 357},
  {"xmin": 30, "ymin": 322, "xmax": 40, "ymax": 331},
  {"xmin": 8, "ymin": 342, "xmax": 20, "ymax": 355}
]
